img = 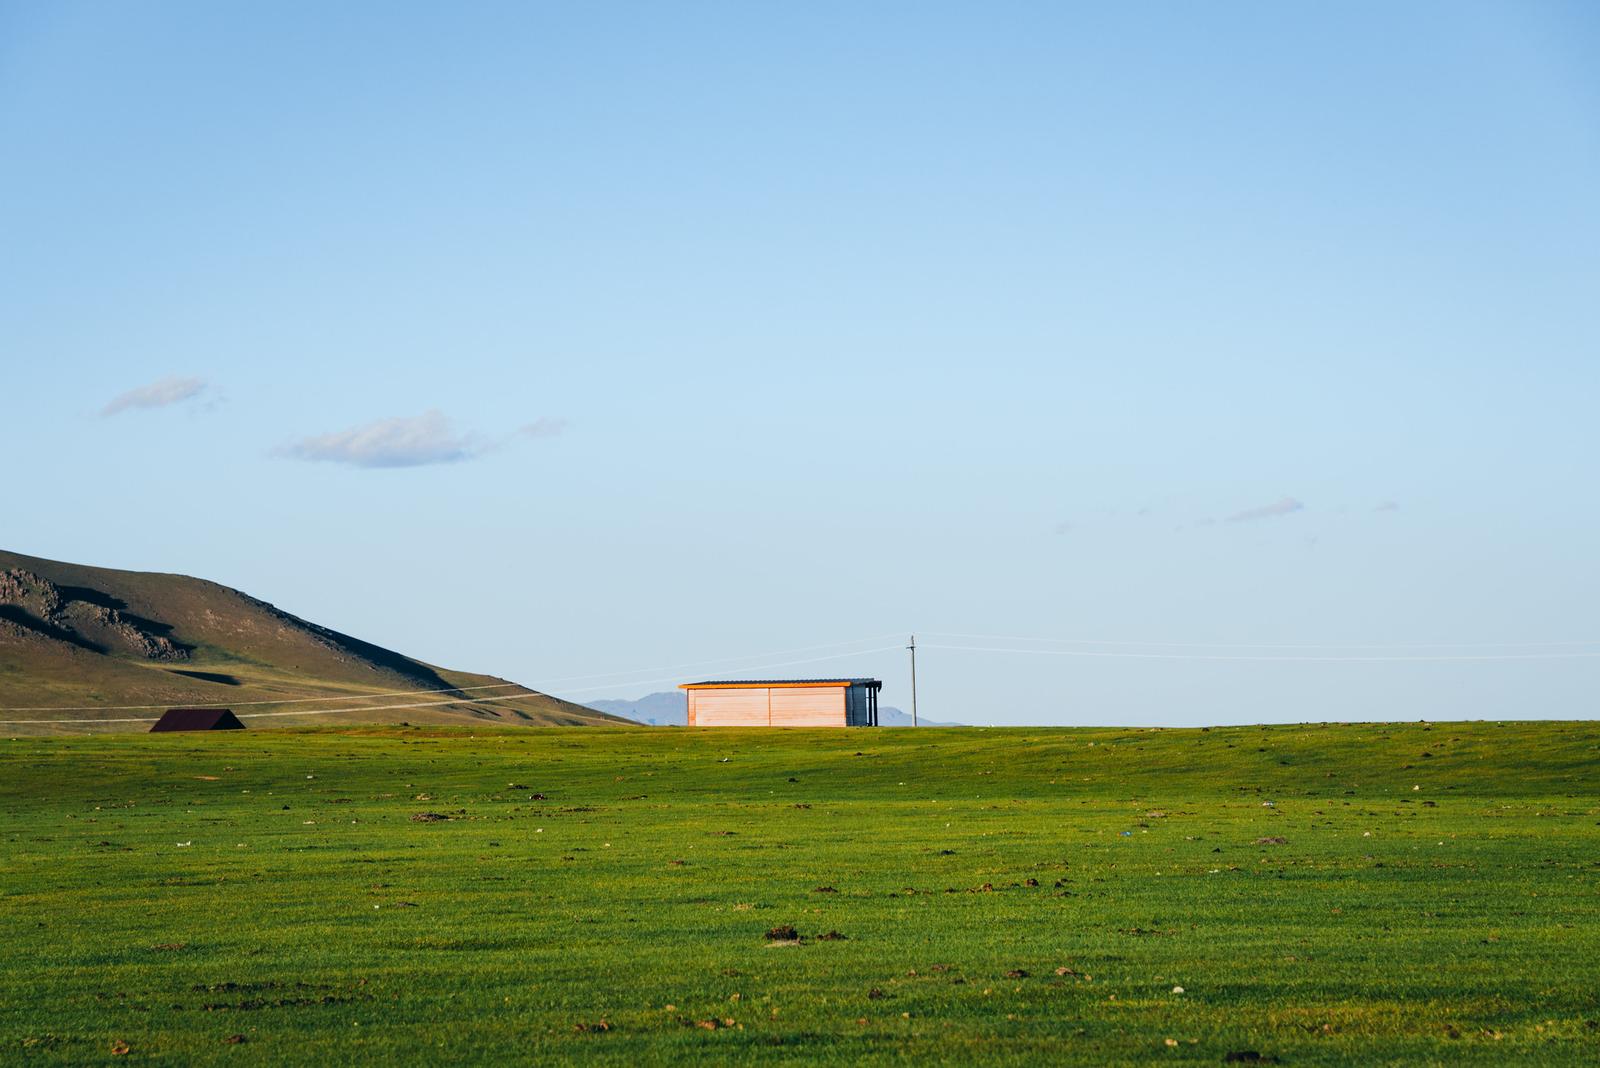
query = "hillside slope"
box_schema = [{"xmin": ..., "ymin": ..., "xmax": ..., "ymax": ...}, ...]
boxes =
[{"xmin": 0, "ymin": 550, "xmax": 624, "ymax": 732}]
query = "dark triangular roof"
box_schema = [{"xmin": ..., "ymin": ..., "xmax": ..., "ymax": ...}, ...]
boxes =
[{"xmin": 150, "ymin": 708, "xmax": 246, "ymax": 732}]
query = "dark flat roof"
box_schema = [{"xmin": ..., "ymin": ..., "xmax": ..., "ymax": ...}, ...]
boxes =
[{"xmin": 681, "ymin": 678, "xmax": 881, "ymax": 689}]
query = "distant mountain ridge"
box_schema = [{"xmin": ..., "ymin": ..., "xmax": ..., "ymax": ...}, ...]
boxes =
[
  {"xmin": 0, "ymin": 549, "xmax": 625, "ymax": 732},
  {"xmin": 587, "ymin": 690, "xmax": 960, "ymax": 727}
]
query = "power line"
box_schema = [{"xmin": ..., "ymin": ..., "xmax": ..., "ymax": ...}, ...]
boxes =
[
  {"xmin": 9, "ymin": 628, "xmax": 1596, "ymax": 725},
  {"xmin": 548, "ymin": 644, "xmax": 905, "ymax": 697},
  {"xmin": 921, "ymin": 642, "xmax": 1600, "ymax": 663},
  {"xmin": 907, "ymin": 633, "xmax": 918, "ymax": 727},
  {"xmin": 0, "ymin": 644, "xmax": 905, "ymax": 724},
  {"xmin": 0, "ymin": 681, "xmax": 527, "ymax": 713},
  {"xmin": 0, "ymin": 634, "xmax": 903, "ymax": 713},
  {"xmin": 922, "ymin": 631, "xmax": 1600, "ymax": 650},
  {"xmin": 520, "ymin": 633, "xmax": 907, "ymax": 688},
  {"xmin": 0, "ymin": 694, "xmax": 547, "ymax": 726}
]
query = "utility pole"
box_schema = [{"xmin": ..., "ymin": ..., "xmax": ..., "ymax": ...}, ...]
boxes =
[{"xmin": 907, "ymin": 633, "xmax": 918, "ymax": 727}]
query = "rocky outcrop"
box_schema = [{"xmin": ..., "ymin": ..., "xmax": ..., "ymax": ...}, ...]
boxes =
[
  {"xmin": 0, "ymin": 568, "xmax": 63, "ymax": 616},
  {"xmin": 0, "ymin": 568, "xmax": 189, "ymax": 661}
]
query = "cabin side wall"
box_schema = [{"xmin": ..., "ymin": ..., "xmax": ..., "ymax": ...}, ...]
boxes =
[
  {"xmin": 688, "ymin": 688, "xmax": 770, "ymax": 727},
  {"xmin": 769, "ymin": 686, "xmax": 846, "ymax": 726},
  {"xmin": 686, "ymin": 686, "xmax": 849, "ymax": 726}
]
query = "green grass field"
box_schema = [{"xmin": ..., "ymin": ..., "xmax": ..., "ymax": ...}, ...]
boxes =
[{"xmin": 3, "ymin": 723, "xmax": 1598, "ymax": 1065}]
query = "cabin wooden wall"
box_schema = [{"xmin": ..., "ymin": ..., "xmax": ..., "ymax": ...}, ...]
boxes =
[
  {"xmin": 687, "ymin": 687, "xmax": 768, "ymax": 727},
  {"xmin": 688, "ymin": 686, "xmax": 847, "ymax": 727},
  {"xmin": 770, "ymin": 686, "xmax": 845, "ymax": 726}
]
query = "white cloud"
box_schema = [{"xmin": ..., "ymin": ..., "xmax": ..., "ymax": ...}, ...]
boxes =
[
  {"xmin": 280, "ymin": 410, "xmax": 481, "ymax": 469},
  {"xmin": 101, "ymin": 375, "xmax": 208, "ymax": 416},
  {"xmin": 1225, "ymin": 497, "xmax": 1304, "ymax": 523},
  {"xmin": 521, "ymin": 417, "xmax": 568, "ymax": 438}
]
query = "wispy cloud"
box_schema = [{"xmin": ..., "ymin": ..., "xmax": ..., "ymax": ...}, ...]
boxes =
[
  {"xmin": 279, "ymin": 410, "xmax": 482, "ymax": 469},
  {"xmin": 101, "ymin": 375, "xmax": 208, "ymax": 416},
  {"xmin": 1374, "ymin": 500, "xmax": 1399, "ymax": 512},
  {"xmin": 521, "ymin": 417, "xmax": 568, "ymax": 439},
  {"xmin": 1225, "ymin": 496, "xmax": 1304, "ymax": 523}
]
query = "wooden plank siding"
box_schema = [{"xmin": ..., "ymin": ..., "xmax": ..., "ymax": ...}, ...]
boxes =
[
  {"xmin": 682, "ymin": 679, "xmax": 880, "ymax": 727},
  {"xmin": 768, "ymin": 686, "xmax": 845, "ymax": 726},
  {"xmin": 687, "ymin": 684, "xmax": 847, "ymax": 727},
  {"xmin": 687, "ymin": 687, "xmax": 770, "ymax": 727}
]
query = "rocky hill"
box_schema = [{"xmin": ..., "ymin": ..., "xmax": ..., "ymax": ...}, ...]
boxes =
[{"xmin": 0, "ymin": 549, "xmax": 625, "ymax": 732}]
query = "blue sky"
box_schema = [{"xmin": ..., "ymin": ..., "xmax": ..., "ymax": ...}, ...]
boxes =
[{"xmin": 3, "ymin": 1, "xmax": 1597, "ymax": 724}]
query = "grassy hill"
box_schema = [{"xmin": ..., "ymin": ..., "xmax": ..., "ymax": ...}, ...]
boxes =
[
  {"xmin": 2, "ymin": 721, "xmax": 1596, "ymax": 1064},
  {"xmin": 0, "ymin": 550, "xmax": 621, "ymax": 731}
]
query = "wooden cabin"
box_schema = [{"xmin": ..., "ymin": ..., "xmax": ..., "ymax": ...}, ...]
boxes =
[{"xmin": 679, "ymin": 679, "xmax": 882, "ymax": 727}]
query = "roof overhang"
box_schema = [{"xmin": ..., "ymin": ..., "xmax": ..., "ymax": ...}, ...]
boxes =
[{"xmin": 679, "ymin": 679, "xmax": 881, "ymax": 691}]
